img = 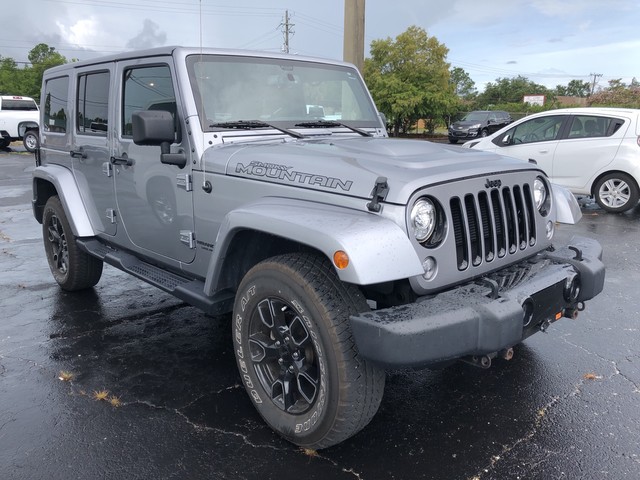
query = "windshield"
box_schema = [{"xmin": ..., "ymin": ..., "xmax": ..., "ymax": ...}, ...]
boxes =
[
  {"xmin": 186, "ymin": 55, "xmax": 380, "ymax": 131},
  {"xmin": 462, "ymin": 112, "xmax": 489, "ymax": 122}
]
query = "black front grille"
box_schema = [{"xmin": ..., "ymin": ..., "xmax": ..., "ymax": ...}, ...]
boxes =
[{"xmin": 451, "ymin": 185, "xmax": 537, "ymax": 271}]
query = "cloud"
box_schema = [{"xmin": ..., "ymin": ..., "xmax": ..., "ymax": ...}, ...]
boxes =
[{"xmin": 126, "ymin": 19, "xmax": 167, "ymax": 50}]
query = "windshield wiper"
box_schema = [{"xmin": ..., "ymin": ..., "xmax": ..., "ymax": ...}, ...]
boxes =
[
  {"xmin": 209, "ymin": 120, "xmax": 304, "ymax": 139},
  {"xmin": 294, "ymin": 120, "xmax": 372, "ymax": 137}
]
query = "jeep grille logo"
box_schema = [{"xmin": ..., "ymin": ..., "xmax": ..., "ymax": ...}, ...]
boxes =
[{"xmin": 485, "ymin": 178, "xmax": 502, "ymax": 189}]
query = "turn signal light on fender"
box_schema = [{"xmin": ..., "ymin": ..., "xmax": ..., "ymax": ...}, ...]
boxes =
[{"xmin": 333, "ymin": 250, "xmax": 349, "ymax": 269}]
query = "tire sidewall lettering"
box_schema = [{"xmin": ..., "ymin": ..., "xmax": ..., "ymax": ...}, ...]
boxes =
[{"xmin": 233, "ymin": 280, "xmax": 331, "ymax": 440}]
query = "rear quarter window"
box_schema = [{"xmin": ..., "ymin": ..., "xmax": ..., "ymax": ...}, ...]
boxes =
[{"xmin": 43, "ymin": 77, "xmax": 70, "ymax": 133}]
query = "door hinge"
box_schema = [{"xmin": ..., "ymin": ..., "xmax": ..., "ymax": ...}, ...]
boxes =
[
  {"xmin": 106, "ymin": 208, "xmax": 117, "ymax": 224},
  {"xmin": 102, "ymin": 162, "xmax": 113, "ymax": 177},
  {"xmin": 180, "ymin": 230, "xmax": 196, "ymax": 249},
  {"xmin": 176, "ymin": 173, "xmax": 192, "ymax": 192}
]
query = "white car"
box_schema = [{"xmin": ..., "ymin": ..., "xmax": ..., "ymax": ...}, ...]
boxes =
[{"xmin": 463, "ymin": 107, "xmax": 640, "ymax": 213}]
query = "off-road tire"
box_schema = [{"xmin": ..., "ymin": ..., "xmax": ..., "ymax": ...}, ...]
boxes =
[
  {"xmin": 42, "ymin": 196, "xmax": 103, "ymax": 290},
  {"xmin": 232, "ymin": 253, "xmax": 385, "ymax": 449},
  {"xmin": 594, "ymin": 172, "xmax": 639, "ymax": 213}
]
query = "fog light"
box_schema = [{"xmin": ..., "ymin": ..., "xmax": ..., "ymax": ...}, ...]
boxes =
[
  {"xmin": 546, "ymin": 220, "xmax": 554, "ymax": 239},
  {"xmin": 422, "ymin": 257, "xmax": 437, "ymax": 280}
]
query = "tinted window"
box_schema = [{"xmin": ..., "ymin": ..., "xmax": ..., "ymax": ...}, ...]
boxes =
[
  {"xmin": 122, "ymin": 65, "xmax": 176, "ymax": 137},
  {"xmin": 567, "ymin": 115, "xmax": 617, "ymax": 139},
  {"xmin": 77, "ymin": 71, "xmax": 110, "ymax": 135},
  {"xmin": 505, "ymin": 115, "xmax": 565, "ymax": 145},
  {"xmin": 2, "ymin": 99, "xmax": 38, "ymax": 111},
  {"xmin": 43, "ymin": 76, "xmax": 69, "ymax": 133}
]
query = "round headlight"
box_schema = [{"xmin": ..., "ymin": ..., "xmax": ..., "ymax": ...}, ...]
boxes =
[
  {"xmin": 411, "ymin": 198, "xmax": 436, "ymax": 242},
  {"xmin": 533, "ymin": 177, "xmax": 548, "ymax": 211}
]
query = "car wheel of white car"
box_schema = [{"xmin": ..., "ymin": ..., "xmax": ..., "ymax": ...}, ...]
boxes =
[
  {"xmin": 232, "ymin": 252, "xmax": 385, "ymax": 449},
  {"xmin": 594, "ymin": 173, "xmax": 639, "ymax": 213},
  {"xmin": 23, "ymin": 130, "xmax": 39, "ymax": 153}
]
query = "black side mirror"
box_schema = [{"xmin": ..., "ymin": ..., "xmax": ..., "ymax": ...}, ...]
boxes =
[
  {"xmin": 132, "ymin": 110, "xmax": 174, "ymax": 146},
  {"xmin": 132, "ymin": 110, "xmax": 186, "ymax": 168}
]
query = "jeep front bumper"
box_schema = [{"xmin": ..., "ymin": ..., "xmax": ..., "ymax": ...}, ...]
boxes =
[{"xmin": 349, "ymin": 236, "xmax": 605, "ymax": 369}]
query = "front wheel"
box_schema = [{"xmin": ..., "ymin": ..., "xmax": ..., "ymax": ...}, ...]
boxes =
[
  {"xmin": 23, "ymin": 130, "xmax": 39, "ymax": 153},
  {"xmin": 594, "ymin": 172, "xmax": 639, "ymax": 213},
  {"xmin": 42, "ymin": 196, "xmax": 103, "ymax": 290},
  {"xmin": 232, "ymin": 253, "xmax": 385, "ymax": 449}
]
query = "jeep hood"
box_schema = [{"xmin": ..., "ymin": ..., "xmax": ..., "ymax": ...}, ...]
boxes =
[{"xmin": 203, "ymin": 137, "xmax": 538, "ymax": 205}]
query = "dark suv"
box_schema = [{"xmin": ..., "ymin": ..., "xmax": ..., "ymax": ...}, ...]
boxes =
[{"xmin": 448, "ymin": 110, "xmax": 511, "ymax": 143}]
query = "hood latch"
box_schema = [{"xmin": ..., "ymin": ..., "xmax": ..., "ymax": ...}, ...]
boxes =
[{"xmin": 367, "ymin": 176, "xmax": 389, "ymax": 213}]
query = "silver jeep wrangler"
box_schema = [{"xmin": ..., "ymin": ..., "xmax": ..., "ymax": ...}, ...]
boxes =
[{"xmin": 32, "ymin": 47, "xmax": 605, "ymax": 449}]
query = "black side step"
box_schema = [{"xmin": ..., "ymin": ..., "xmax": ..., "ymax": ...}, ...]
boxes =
[{"xmin": 77, "ymin": 238, "xmax": 234, "ymax": 315}]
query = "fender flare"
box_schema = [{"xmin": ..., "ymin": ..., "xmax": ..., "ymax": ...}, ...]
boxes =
[
  {"xmin": 552, "ymin": 183, "xmax": 582, "ymax": 224},
  {"xmin": 203, "ymin": 197, "xmax": 423, "ymax": 294},
  {"xmin": 32, "ymin": 164, "xmax": 95, "ymax": 237}
]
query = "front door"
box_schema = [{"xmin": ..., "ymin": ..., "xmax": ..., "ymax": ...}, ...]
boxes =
[{"xmin": 113, "ymin": 59, "xmax": 196, "ymax": 263}]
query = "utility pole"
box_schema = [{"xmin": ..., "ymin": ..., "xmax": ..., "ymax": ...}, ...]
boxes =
[
  {"xmin": 589, "ymin": 72, "xmax": 602, "ymax": 95},
  {"xmin": 280, "ymin": 10, "xmax": 294, "ymax": 54},
  {"xmin": 343, "ymin": 0, "xmax": 365, "ymax": 73}
]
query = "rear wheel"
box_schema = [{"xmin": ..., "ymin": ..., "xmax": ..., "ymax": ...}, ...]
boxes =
[
  {"xmin": 42, "ymin": 196, "xmax": 103, "ymax": 290},
  {"xmin": 23, "ymin": 130, "xmax": 39, "ymax": 152},
  {"xmin": 594, "ymin": 172, "xmax": 639, "ymax": 213},
  {"xmin": 232, "ymin": 253, "xmax": 385, "ymax": 449}
]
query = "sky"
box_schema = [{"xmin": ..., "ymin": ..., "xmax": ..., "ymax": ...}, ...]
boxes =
[{"xmin": 2, "ymin": 0, "xmax": 639, "ymax": 92}]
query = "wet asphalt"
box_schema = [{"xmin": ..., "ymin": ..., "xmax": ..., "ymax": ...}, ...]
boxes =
[{"xmin": 1, "ymin": 146, "xmax": 639, "ymax": 480}]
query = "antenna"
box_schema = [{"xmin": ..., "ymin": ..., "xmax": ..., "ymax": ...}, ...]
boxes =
[{"xmin": 279, "ymin": 10, "xmax": 295, "ymax": 54}]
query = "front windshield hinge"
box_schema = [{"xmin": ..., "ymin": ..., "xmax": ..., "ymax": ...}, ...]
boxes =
[{"xmin": 367, "ymin": 176, "xmax": 389, "ymax": 213}]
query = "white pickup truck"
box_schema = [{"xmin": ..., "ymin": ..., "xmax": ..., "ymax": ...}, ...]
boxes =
[{"xmin": 0, "ymin": 95, "xmax": 39, "ymax": 152}]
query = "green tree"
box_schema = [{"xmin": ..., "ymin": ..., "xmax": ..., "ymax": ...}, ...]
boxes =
[
  {"xmin": 554, "ymin": 79, "xmax": 590, "ymax": 97},
  {"xmin": 0, "ymin": 56, "xmax": 25, "ymax": 94},
  {"xmin": 449, "ymin": 66, "xmax": 476, "ymax": 99},
  {"xmin": 476, "ymin": 75, "xmax": 551, "ymax": 106},
  {"xmin": 364, "ymin": 26, "xmax": 456, "ymax": 135},
  {"xmin": 24, "ymin": 43, "xmax": 67, "ymax": 100}
]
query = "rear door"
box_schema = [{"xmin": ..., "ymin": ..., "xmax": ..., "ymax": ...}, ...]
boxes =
[
  {"xmin": 112, "ymin": 58, "xmax": 196, "ymax": 263},
  {"xmin": 71, "ymin": 66, "xmax": 117, "ymax": 236}
]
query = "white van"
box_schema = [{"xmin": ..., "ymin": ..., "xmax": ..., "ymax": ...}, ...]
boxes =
[{"xmin": 464, "ymin": 107, "xmax": 640, "ymax": 213}]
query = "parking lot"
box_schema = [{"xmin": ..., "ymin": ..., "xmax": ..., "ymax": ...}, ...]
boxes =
[{"xmin": 1, "ymin": 147, "xmax": 640, "ymax": 479}]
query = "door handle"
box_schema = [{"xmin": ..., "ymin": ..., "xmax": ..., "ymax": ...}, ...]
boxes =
[
  {"xmin": 70, "ymin": 149, "xmax": 87, "ymax": 159},
  {"xmin": 110, "ymin": 154, "xmax": 134, "ymax": 166}
]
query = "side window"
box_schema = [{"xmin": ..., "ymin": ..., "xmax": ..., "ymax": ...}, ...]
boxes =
[
  {"xmin": 122, "ymin": 65, "xmax": 177, "ymax": 138},
  {"xmin": 510, "ymin": 115, "xmax": 564, "ymax": 145},
  {"xmin": 43, "ymin": 76, "xmax": 69, "ymax": 133},
  {"xmin": 568, "ymin": 115, "xmax": 615, "ymax": 139},
  {"xmin": 77, "ymin": 71, "xmax": 110, "ymax": 135}
]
